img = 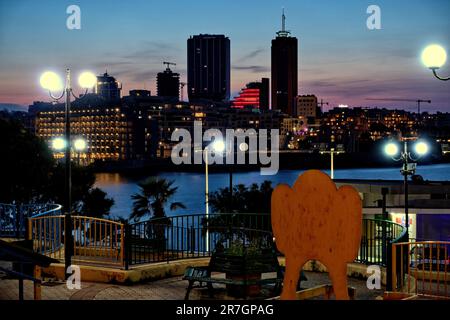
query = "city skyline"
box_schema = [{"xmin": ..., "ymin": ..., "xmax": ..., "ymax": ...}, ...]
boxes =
[{"xmin": 0, "ymin": 0, "xmax": 449, "ymax": 112}]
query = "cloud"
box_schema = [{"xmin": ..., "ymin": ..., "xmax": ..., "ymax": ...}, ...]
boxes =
[
  {"xmin": 237, "ymin": 48, "xmax": 264, "ymax": 62},
  {"xmin": 232, "ymin": 65, "xmax": 270, "ymax": 73},
  {"xmin": 307, "ymin": 78, "xmax": 371, "ymax": 89},
  {"xmin": 123, "ymin": 41, "xmax": 180, "ymax": 60},
  {"xmin": 91, "ymin": 61, "xmax": 133, "ymax": 70}
]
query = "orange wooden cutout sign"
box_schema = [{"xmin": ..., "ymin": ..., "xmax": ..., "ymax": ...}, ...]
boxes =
[{"xmin": 271, "ymin": 170, "xmax": 362, "ymax": 300}]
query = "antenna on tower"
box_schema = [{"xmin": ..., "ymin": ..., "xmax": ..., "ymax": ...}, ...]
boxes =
[{"xmin": 276, "ymin": 8, "xmax": 290, "ymax": 37}]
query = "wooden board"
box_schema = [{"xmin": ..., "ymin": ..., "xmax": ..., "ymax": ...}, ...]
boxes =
[{"xmin": 271, "ymin": 170, "xmax": 362, "ymax": 300}]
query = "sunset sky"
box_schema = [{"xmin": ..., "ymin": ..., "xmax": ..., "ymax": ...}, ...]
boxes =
[{"xmin": 0, "ymin": 0, "xmax": 449, "ymax": 112}]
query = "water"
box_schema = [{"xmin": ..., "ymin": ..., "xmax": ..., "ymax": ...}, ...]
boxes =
[{"xmin": 94, "ymin": 163, "xmax": 450, "ymax": 220}]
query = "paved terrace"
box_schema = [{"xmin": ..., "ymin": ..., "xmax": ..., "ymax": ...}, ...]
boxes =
[{"xmin": 0, "ymin": 263, "xmax": 384, "ymax": 300}]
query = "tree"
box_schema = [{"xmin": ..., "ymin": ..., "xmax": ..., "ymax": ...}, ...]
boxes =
[
  {"xmin": 208, "ymin": 181, "xmax": 274, "ymax": 233},
  {"xmin": 81, "ymin": 188, "xmax": 115, "ymax": 218},
  {"xmin": 130, "ymin": 177, "xmax": 186, "ymax": 222},
  {"xmin": 0, "ymin": 116, "xmax": 54, "ymax": 203},
  {"xmin": 209, "ymin": 181, "xmax": 273, "ymax": 214},
  {"xmin": 44, "ymin": 162, "xmax": 98, "ymax": 214},
  {"xmin": 0, "ymin": 115, "xmax": 114, "ymax": 219}
]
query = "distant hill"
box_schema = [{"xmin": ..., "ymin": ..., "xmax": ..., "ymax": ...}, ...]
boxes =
[{"xmin": 0, "ymin": 103, "xmax": 28, "ymax": 112}]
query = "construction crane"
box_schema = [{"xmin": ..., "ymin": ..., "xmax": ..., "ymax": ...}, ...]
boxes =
[
  {"xmin": 163, "ymin": 61, "xmax": 176, "ymax": 70},
  {"xmin": 179, "ymin": 82, "xmax": 187, "ymax": 101},
  {"xmin": 366, "ymin": 98, "xmax": 431, "ymax": 115}
]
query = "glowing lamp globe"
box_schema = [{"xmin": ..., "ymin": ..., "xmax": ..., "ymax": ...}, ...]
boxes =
[
  {"xmin": 239, "ymin": 142, "xmax": 249, "ymax": 152},
  {"xmin": 384, "ymin": 143, "xmax": 399, "ymax": 157},
  {"xmin": 40, "ymin": 71, "xmax": 63, "ymax": 91},
  {"xmin": 74, "ymin": 138, "xmax": 87, "ymax": 151},
  {"xmin": 78, "ymin": 71, "xmax": 97, "ymax": 89},
  {"xmin": 52, "ymin": 137, "xmax": 66, "ymax": 151},
  {"xmin": 421, "ymin": 44, "xmax": 447, "ymax": 69},
  {"xmin": 212, "ymin": 140, "xmax": 225, "ymax": 153},
  {"xmin": 414, "ymin": 141, "xmax": 428, "ymax": 156}
]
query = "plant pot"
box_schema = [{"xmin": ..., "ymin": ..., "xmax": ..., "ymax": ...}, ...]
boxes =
[{"xmin": 226, "ymin": 273, "xmax": 261, "ymax": 297}]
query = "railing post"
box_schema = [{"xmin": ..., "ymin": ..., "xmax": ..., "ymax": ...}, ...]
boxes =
[
  {"xmin": 190, "ymin": 225, "xmax": 195, "ymax": 254},
  {"xmin": 33, "ymin": 265, "xmax": 42, "ymax": 300},
  {"xmin": 123, "ymin": 222, "xmax": 129, "ymax": 270},
  {"xmin": 25, "ymin": 217, "xmax": 33, "ymax": 252},
  {"xmin": 382, "ymin": 220, "xmax": 387, "ymax": 266},
  {"xmin": 26, "ymin": 218, "xmax": 32, "ymax": 241},
  {"xmin": 15, "ymin": 204, "xmax": 21, "ymax": 239},
  {"xmin": 387, "ymin": 241, "xmax": 393, "ymax": 291}
]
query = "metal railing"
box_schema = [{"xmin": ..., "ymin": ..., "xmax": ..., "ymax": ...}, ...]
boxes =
[
  {"xmin": 30, "ymin": 215, "xmax": 125, "ymax": 267},
  {"xmin": 126, "ymin": 214, "xmax": 405, "ymax": 267},
  {"xmin": 356, "ymin": 218, "xmax": 407, "ymax": 266},
  {"xmin": 8, "ymin": 206, "xmax": 406, "ymax": 271},
  {"xmin": 391, "ymin": 241, "xmax": 450, "ymax": 298},
  {"xmin": 0, "ymin": 203, "xmax": 62, "ymax": 238},
  {"xmin": 126, "ymin": 213, "xmax": 271, "ymax": 265}
]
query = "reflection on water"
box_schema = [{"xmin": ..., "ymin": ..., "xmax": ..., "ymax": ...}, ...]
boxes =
[{"xmin": 94, "ymin": 164, "xmax": 450, "ymax": 219}]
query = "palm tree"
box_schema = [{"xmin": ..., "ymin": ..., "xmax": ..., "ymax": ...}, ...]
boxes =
[{"xmin": 130, "ymin": 177, "xmax": 186, "ymax": 222}]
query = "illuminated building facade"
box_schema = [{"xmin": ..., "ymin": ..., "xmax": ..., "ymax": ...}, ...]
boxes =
[
  {"xmin": 232, "ymin": 78, "xmax": 269, "ymax": 110},
  {"xmin": 31, "ymin": 93, "xmax": 160, "ymax": 163},
  {"xmin": 32, "ymin": 98, "xmax": 129, "ymax": 163},
  {"xmin": 296, "ymin": 95, "xmax": 318, "ymax": 119},
  {"xmin": 232, "ymin": 87, "xmax": 259, "ymax": 109}
]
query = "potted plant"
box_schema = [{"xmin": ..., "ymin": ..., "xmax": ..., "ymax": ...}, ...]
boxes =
[{"xmin": 217, "ymin": 238, "xmax": 265, "ymax": 297}]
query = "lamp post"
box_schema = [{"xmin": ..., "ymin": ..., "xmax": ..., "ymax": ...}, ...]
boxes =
[
  {"xmin": 40, "ymin": 69, "xmax": 96, "ymax": 278},
  {"xmin": 421, "ymin": 44, "xmax": 449, "ymax": 81},
  {"xmin": 320, "ymin": 148, "xmax": 343, "ymax": 179},
  {"xmin": 204, "ymin": 145, "xmax": 210, "ymax": 253},
  {"xmin": 384, "ymin": 139, "xmax": 429, "ymax": 240},
  {"xmin": 204, "ymin": 139, "xmax": 226, "ymax": 253}
]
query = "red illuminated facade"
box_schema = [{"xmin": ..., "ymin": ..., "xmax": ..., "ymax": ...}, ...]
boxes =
[
  {"xmin": 232, "ymin": 88, "xmax": 260, "ymax": 109},
  {"xmin": 232, "ymin": 78, "xmax": 269, "ymax": 110}
]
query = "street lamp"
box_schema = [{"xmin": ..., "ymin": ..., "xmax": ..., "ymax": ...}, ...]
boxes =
[
  {"xmin": 421, "ymin": 44, "xmax": 449, "ymax": 81},
  {"xmin": 383, "ymin": 139, "xmax": 429, "ymax": 240},
  {"xmin": 74, "ymin": 138, "xmax": 87, "ymax": 165},
  {"xmin": 320, "ymin": 148, "xmax": 343, "ymax": 179},
  {"xmin": 204, "ymin": 139, "xmax": 226, "ymax": 253},
  {"xmin": 40, "ymin": 69, "xmax": 96, "ymax": 277},
  {"xmin": 52, "ymin": 137, "xmax": 87, "ymax": 165}
]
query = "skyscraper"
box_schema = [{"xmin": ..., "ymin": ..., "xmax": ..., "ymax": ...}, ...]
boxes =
[
  {"xmin": 271, "ymin": 10, "xmax": 298, "ymax": 116},
  {"xmin": 96, "ymin": 71, "xmax": 122, "ymax": 100},
  {"xmin": 157, "ymin": 62, "xmax": 180, "ymax": 100},
  {"xmin": 187, "ymin": 34, "xmax": 230, "ymax": 102}
]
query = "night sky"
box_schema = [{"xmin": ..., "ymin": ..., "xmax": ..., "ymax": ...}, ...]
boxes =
[{"xmin": 0, "ymin": 0, "xmax": 449, "ymax": 112}]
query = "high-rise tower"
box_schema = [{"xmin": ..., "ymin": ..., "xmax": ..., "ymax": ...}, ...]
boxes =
[
  {"xmin": 271, "ymin": 10, "xmax": 298, "ymax": 115},
  {"xmin": 187, "ymin": 34, "xmax": 230, "ymax": 102},
  {"xmin": 96, "ymin": 71, "xmax": 122, "ymax": 100}
]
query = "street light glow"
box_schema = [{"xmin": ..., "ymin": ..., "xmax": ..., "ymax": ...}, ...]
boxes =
[
  {"xmin": 239, "ymin": 142, "xmax": 249, "ymax": 152},
  {"xmin": 414, "ymin": 141, "xmax": 429, "ymax": 156},
  {"xmin": 421, "ymin": 44, "xmax": 447, "ymax": 69},
  {"xmin": 384, "ymin": 142, "xmax": 399, "ymax": 156},
  {"xmin": 74, "ymin": 138, "xmax": 87, "ymax": 151},
  {"xmin": 78, "ymin": 71, "xmax": 97, "ymax": 89},
  {"xmin": 40, "ymin": 71, "xmax": 63, "ymax": 91},
  {"xmin": 212, "ymin": 140, "xmax": 225, "ymax": 153},
  {"xmin": 52, "ymin": 137, "xmax": 66, "ymax": 150}
]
